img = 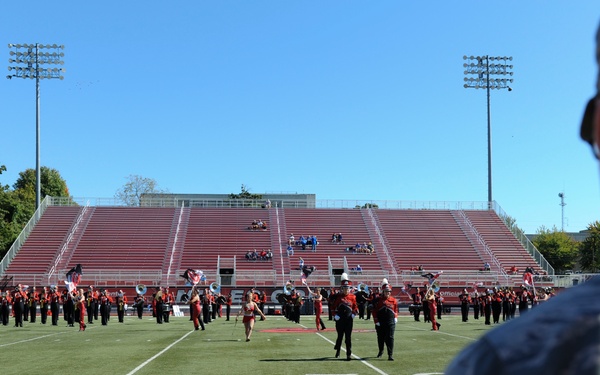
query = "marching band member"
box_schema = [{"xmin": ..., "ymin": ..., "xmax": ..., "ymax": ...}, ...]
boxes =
[
  {"xmin": 28, "ymin": 286, "xmax": 39, "ymax": 323},
  {"xmin": 202, "ymin": 288, "xmax": 211, "ymax": 324},
  {"xmin": 76, "ymin": 289, "xmax": 86, "ymax": 331},
  {"xmin": 134, "ymin": 293, "xmax": 145, "ymax": 319},
  {"xmin": 187, "ymin": 288, "xmax": 205, "ymax": 331},
  {"xmin": 99, "ymin": 289, "xmax": 111, "ymax": 325},
  {"xmin": 483, "ymin": 290, "xmax": 492, "ymax": 325},
  {"xmin": 154, "ymin": 287, "xmax": 164, "ymax": 324},
  {"xmin": 12, "ymin": 285, "xmax": 27, "ymax": 327},
  {"xmin": 306, "ymin": 285, "xmax": 327, "ymax": 331},
  {"xmin": 411, "ymin": 287, "xmax": 422, "ymax": 321},
  {"xmin": 492, "ymin": 287, "xmax": 503, "ymax": 324},
  {"xmin": 39, "ymin": 287, "xmax": 49, "ymax": 324},
  {"xmin": 459, "ymin": 288, "xmax": 471, "ymax": 322},
  {"xmin": 518, "ymin": 285, "xmax": 531, "ymax": 315},
  {"xmin": 116, "ymin": 290, "xmax": 126, "ymax": 323},
  {"xmin": 236, "ymin": 291, "xmax": 266, "ymax": 342},
  {"xmin": 85, "ymin": 286, "xmax": 97, "ymax": 325},
  {"xmin": 1, "ymin": 289, "xmax": 11, "ymax": 326},
  {"xmin": 331, "ymin": 273, "xmax": 358, "ymax": 361},
  {"xmin": 50, "ymin": 286, "xmax": 61, "ymax": 326},
  {"xmin": 225, "ymin": 292, "xmax": 232, "ymax": 321},
  {"xmin": 259, "ymin": 291, "xmax": 267, "ymax": 321},
  {"xmin": 372, "ymin": 280, "xmax": 398, "ymax": 361},
  {"xmin": 425, "ymin": 288, "xmax": 440, "ymax": 331},
  {"xmin": 163, "ymin": 287, "xmax": 173, "ymax": 323}
]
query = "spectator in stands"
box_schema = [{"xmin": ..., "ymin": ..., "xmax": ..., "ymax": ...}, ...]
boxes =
[
  {"xmin": 311, "ymin": 235, "xmax": 318, "ymax": 252},
  {"xmin": 259, "ymin": 249, "xmax": 267, "ymax": 260},
  {"xmin": 483, "ymin": 262, "xmax": 491, "ymax": 271},
  {"xmin": 264, "ymin": 199, "xmax": 271, "ymax": 209},
  {"xmin": 509, "ymin": 265, "xmax": 518, "ymax": 274},
  {"xmin": 287, "ymin": 244, "xmax": 294, "ymax": 257},
  {"xmin": 266, "ymin": 249, "xmax": 273, "ymax": 260},
  {"xmin": 299, "ymin": 235, "xmax": 307, "ymax": 250},
  {"xmin": 367, "ymin": 242, "xmax": 375, "ymax": 254},
  {"xmin": 447, "ymin": 21, "xmax": 600, "ymax": 375},
  {"xmin": 288, "ymin": 233, "xmax": 295, "ymax": 246},
  {"xmin": 331, "ymin": 233, "xmax": 338, "ymax": 243},
  {"xmin": 351, "ymin": 265, "xmax": 362, "ymax": 274},
  {"xmin": 299, "ymin": 257, "xmax": 304, "ymax": 270}
]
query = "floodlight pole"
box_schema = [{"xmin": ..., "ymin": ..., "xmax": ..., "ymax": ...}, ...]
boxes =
[
  {"xmin": 463, "ymin": 55, "xmax": 513, "ymax": 205},
  {"xmin": 7, "ymin": 43, "xmax": 65, "ymax": 209}
]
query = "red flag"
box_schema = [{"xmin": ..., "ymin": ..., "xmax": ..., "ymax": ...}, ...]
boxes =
[
  {"xmin": 180, "ymin": 269, "xmax": 202, "ymax": 286},
  {"xmin": 523, "ymin": 272, "xmax": 534, "ymax": 287},
  {"xmin": 65, "ymin": 264, "xmax": 83, "ymax": 292}
]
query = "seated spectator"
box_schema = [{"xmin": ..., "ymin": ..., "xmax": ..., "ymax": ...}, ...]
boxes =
[
  {"xmin": 417, "ymin": 265, "xmax": 424, "ymax": 271},
  {"xmin": 298, "ymin": 257, "xmax": 304, "ymax": 270},
  {"xmin": 355, "ymin": 243, "xmax": 362, "ymax": 253},
  {"xmin": 265, "ymin": 249, "xmax": 273, "ymax": 260},
  {"xmin": 260, "ymin": 249, "xmax": 267, "ymax": 260},
  {"xmin": 288, "ymin": 233, "xmax": 295, "ymax": 246},
  {"xmin": 299, "ymin": 235, "xmax": 307, "ymax": 250},
  {"xmin": 310, "ymin": 235, "xmax": 318, "ymax": 252},
  {"xmin": 287, "ymin": 244, "xmax": 294, "ymax": 257},
  {"xmin": 249, "ymin": 219, "xmax": 259, "ymax": 230},
  {"xmin": 331, "ymin": 233, "xmax": 337, "ymax": 243},
  {"xmin": 256, "ymin": 219, "xmax": 267, "ymax": 230},
  {"xmin": 509, "ymin": 265, "xmax": 518, "ymax": 274},
  {"xmin": 483, "ymin": 262, "xmax": 491, "ymax": 271},
  {"xmin": 366, "ymin": 242, "xmax": 375, "ymax": 254},
  {"xmin": 351, "ymin": 264, "xmax": 362, "ymax": 273},
  {"xmin": 264, "ymin": 199, "xmax": 271, "ymax": 209},
  {"xmin": 344, "ymin": 246, "xmax": 354, "ymax": 252},
  {"xmin": 337, "ymin": 233, "xmax": 343, "ymax": 244}
]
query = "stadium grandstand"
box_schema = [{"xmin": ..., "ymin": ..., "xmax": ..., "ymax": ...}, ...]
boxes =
[{"xmin": 0, "ymin": 193, "xmax": 582, "ymax": 306}]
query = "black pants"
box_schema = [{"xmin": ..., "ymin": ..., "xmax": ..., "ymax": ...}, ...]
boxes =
[
  {"xmin": 334, "ymin": 318, "xmax": 354, "ymax": 357},
  {"xmin": 156, "ymin": 303, "xmax": 163, "ymax": 324},
  {"xmin": 226, "ymin": 305, "xmax": 231, "ymax": 320},
  {"xmin": 137, "ymin": 304, "xmax": 144, "ymax": 319},
  {"xmin": 29, "ymin": 302, "xmax": 37, "ymax": 323},
  {"xmin": 101, "ymin": 304, "xmax": 110, "ymax": 325},
  {"xmin": 40, "ymin": 304, "xmax": 48, "ymax": 324},
  {"xmin": 461, "ymin": 303, "xmax": 469, "ymax": 322},
  {"xmin": 1, "ymin": 304, "xmax": 9, "ymax": 325},
  {"xmin": 51, "ymin": 303, "xmax": 59, "ymax": 325},
  {"xmin": 376, "ymin": 322, "xmax": 395, "ymax": 356}
]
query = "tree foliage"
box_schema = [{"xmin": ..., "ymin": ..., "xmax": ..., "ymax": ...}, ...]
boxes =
[
  {"xmin": 532, "ymin": 226, "xmax": 579, "ymax": 272},
  {"xmin": 229, "ymin": 184, "xmax": 263, "ymax": 200},
  {"xmin": 0, "ymin": 165, "xmax": 70, "ymax": 258},
  {"xmin": 579, "ymin": 221, "xmax": 600, "ymax": 272},
  {"xmin": 115, "ymin": 175, "xmax": 165, "ymax": 206}
]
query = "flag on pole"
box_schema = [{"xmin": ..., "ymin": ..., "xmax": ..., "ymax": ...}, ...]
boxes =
[
  {"xmin": 65, "ymin": 264, "xmax": 83, "ymax": 292},
  {"xmin": 180, "ymin": 269, "xmax": 203, "ymax": 286},
  {"xmin": 523, "ymin": 272, "xmax": 534, "ymax": 287}
]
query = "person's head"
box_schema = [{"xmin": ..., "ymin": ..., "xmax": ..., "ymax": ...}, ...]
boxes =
[
  {"xmin": 581, "ymin": 22, "xmax": 600, "ymax": 157},
  {"xmin": 381, "ymin": 283, "xmax": 392, "ymax": 298}
]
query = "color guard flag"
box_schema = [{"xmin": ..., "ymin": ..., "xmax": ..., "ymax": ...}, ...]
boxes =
[
  {"xmin": 65, "ymin": 264, "xmax": 83, "ymax": 292},
  {"xmin": 180, "ymin": 269, "xmax": 203, "ymax": 286},
  {"xmin": 422, "ymin": 271, "xmax": 443, "ymax": 284},
  {"xmin": 523, "ymin": 272, "xmax": 534, "ymax": 287}
]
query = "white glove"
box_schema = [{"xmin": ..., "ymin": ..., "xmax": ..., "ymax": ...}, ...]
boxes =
[
  {"xmin": 375, "ymin": 322, "xmax": 380, "ymax": 326},
  {"xmin": 394, "ymin": 318, "xmax": 397, "ymax": 324},
  {"xmin": 351, "ymin": 314, "xmax": 355, "ymax": 319},
  {"xmin": 334, "ymin": 315, "xmax": 340, "ymax": 321}
]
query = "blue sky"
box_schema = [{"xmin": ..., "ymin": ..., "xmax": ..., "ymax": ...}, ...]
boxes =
[{"xmin": 1, "ymin": 2, "xmax": 599, "ymax": 234}]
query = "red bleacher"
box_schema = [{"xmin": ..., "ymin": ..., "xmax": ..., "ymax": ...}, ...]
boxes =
[{"xmin": 3, "ymin": 206, "xmax": 540, "ymax": 287}]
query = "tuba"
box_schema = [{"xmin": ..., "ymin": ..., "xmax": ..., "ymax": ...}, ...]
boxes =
[
  {"xmin": 284, "ymin": 281, "xmax": 295, "ymax": 295},
  {"xmin": 357, "ymin": 283, "xmax": 369, "ymax": 293},
  {"xmin": 209, "ymin": 282, "xmax": 220, "ymax": 295},
  {"xmin": 136, "ymin": 284, "xmax": 147, "ymax": 295}
]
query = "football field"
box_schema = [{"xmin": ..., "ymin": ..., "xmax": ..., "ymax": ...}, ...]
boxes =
[{"xmin": 0, "ymin": 312, "xmax": 495, "ymax": 375}]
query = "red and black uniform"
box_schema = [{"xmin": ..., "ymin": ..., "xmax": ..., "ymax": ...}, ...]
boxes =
[
  {"xmin": 50, "ymin": 289, "xmax": 61, "ymax": 326},
  {"xmin": 313, "ymin": 292, "xmax": 326, "ymax": 330},
  {"xmin": 492, "ymin": 289, "xmax": 504, "ymax": 324},
  {"xmin": 85, "ymin": 289, "xmax": 98, "ymax": 324},
  {"xmin": 116, "ymin": 294, "xmax": 126, "ymax": 323},
  {"xmin": 331, "ymin": 290, "xmax": 358, "ymax": 360},
  {"xmin": 225, "ymin": 294, "xmax": 232, "ymax": 321},
  {"xmin": 1, "ymin": 291, "xmax": 11, "ymax": 326},
  {"xmin": 77, "ymin": 296, "xmax": 86, "ymax": 331},
  {"xmin": 483, "ymin": 292, "xmax": 492, "ymax": 325},
  {"xmin": 191, "ymin": 295, "xmax": 204, "ymax": 330},
  {"xmin": 134, "ymin": 294, "xmax": 145, "ymax": 319},
  {"xmin": 99, "ymin": 292, "xmax": 111, "ymax": 325},
  {"xmin": 459, "ymin": 290, "xmax": 471, "ymax": 322},
  {"xmin": 372, "ymin": 292, "xmax": 398, "ymax": 359},
  {"xmin": 39, "ymin": 288, "xmax": 49, "ymax": 324},
  {"xmin": 27, "ymin": 289, "xmax": 39, "ymax": 323},
  {"xmin": 519, "ymin": 288, "xmax": 531, "ymax": 315},
  {"xmin": 411, "ymin": 290, "xmax": 422, "ymax": 321},
  {"xmin": 12, "ymin": 287, "xmax": 27, "ymax": 327}
]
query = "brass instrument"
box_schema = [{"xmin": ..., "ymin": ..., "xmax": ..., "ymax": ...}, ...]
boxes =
[
  {"xmin": 284, "ymin": 281, "xmax": 295, "ymax": 295},
  {"xmin": 135, "ymin": 284, "xmax": 147, "ymax": 295},
  {"xmin": 209, "ymin": 282, "xmax": 221, "ymax": 295}
]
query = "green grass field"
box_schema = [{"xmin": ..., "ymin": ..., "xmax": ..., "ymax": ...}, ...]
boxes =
[{"xmin": 0, "ymin": 312, "xmax": 496, "ymax": 375}]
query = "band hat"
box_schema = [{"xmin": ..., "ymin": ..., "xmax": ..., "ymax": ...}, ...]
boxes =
[{"xmin": 340, "ymin": 272, "xmax": 352, "ymax": 287}]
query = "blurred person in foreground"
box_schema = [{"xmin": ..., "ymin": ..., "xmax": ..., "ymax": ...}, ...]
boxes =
[{"xmin": 446, "ymin": 21, "xmax": 600, "ymax": 375}]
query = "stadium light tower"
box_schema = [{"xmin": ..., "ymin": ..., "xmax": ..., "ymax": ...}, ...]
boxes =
[
  {"xmin": 7, "ymin": 43, "xmax": 65, "ymax": 209},
  {"xmin": 463, "ymin": 55, "xmax": 513, "ymax": 204},
  {"xmin": 558, "ymin": 192, "xmax": 566, "ymax": 232}
]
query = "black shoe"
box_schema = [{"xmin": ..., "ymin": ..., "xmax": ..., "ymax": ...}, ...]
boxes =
[
  {"xmin": 335, "ymin": 349, "xmax": 340, "ymax": 358},
  {"xmin": 436, "ymin": 322, "xmax": 441, "ymax": 330},
  {"xmin": 388, "ymin": 356, "xmax": 394, "ymax": 361},
  {"xmin": 346, "ymin": 356, "xmax": 351, "ymax": 361},
  {"xmin": 195, "ymin": 327, "xmax": 199, "ymax": 330},
  {"xmin": 377, "ymin": 351, "xmax": 383, "ymax": 358}
]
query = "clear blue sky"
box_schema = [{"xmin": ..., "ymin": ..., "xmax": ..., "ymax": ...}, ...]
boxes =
[{"xmin": 1, "ymin": 2, "xmax": 598, "ymax": 234}]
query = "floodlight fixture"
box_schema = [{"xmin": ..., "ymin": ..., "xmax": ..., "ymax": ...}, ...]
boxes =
[
  {"xmin": 463, "ymin": 55, "xmax": 514, "ymax": 204},
  {"xmin": 7, "ymin": 43, "xmax": 65, "ymax": 209}
]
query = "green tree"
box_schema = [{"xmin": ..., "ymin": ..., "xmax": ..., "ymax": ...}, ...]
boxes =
[
  {"xmin": 579, "ymin": 221, "xmax": 600, "ymax": 272},
  {"xmin": 115, "ymin": 175, "xmax": 165, "ymax": 206},
  {"xmin": 0, "ymin": 165, "xmax": 70, "ymax": 258},
  {"xmin": 532, "ymin": 226, "xmax": 579, "ymax": 272},
  {"xmin": 229, "ymin": 184, "xmax": 263, "ymax": 200}
]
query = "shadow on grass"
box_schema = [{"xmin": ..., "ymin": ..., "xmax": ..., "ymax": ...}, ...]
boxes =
[{"xmin": 260, "ymin": 357, "xmax": 338, "ymax": 362}]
